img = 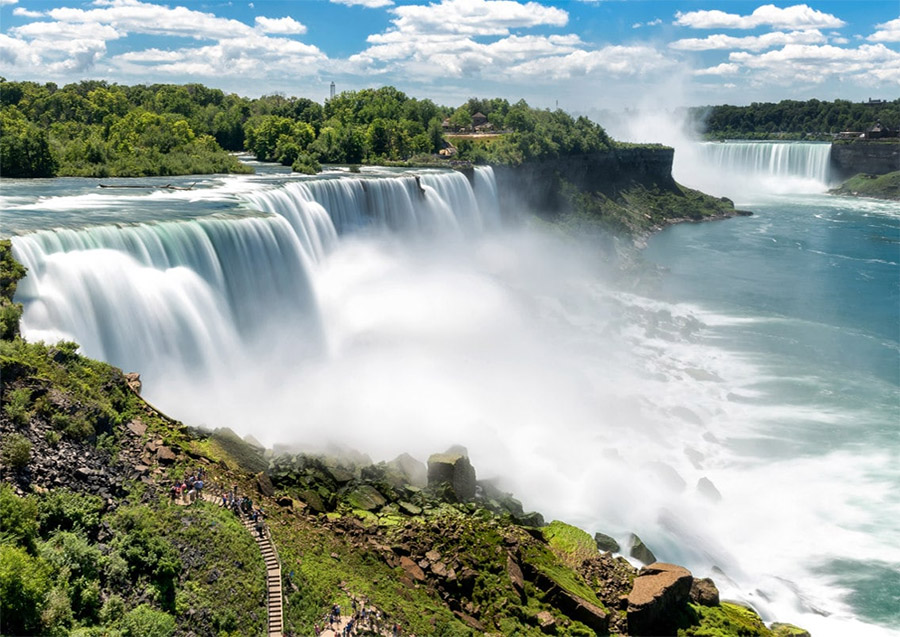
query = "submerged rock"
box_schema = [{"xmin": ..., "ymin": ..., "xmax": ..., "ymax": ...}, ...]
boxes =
[{"xmin": 627, "ymin": 562, "xmax": 693, "ymax": 636}]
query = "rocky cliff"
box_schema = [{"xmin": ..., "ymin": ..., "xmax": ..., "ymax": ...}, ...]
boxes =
[
  {"xmin": 492, "ymin": 147, "xmax": 676, "ymax": 217},
  {"xmin": 830, "ymin": 141, "xmax": 899, "ymax": 179}
]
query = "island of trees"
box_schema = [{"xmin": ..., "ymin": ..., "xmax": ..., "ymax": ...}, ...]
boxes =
[
  {"xmin": 0, "ymin": 79, "xmax": 613, "ymax": 178},
  {"xmin": 689, "ymin": 98, "xmax": 900, "ymax": 140}
]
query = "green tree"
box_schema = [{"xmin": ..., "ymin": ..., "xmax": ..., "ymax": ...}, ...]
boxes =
[
  {"xmin": 0, "ymin": 544, "xmax": 52, "ymax": 634},
  {"xmin": 0, "ymin": 106, "xmax": 59, "ymax": 177}
]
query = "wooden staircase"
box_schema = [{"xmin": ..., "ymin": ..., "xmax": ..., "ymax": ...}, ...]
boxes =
[{"xmin": 198, "ymin": 492, "xmax": 284, "ymax": 636}]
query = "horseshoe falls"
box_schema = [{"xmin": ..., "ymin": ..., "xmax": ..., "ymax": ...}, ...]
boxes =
[{"xmin": 6, "ymin": 157, "xmax": 899, "ymax": 637}]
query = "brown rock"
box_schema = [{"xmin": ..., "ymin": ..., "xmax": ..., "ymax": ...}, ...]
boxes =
[
  {"xmin": 277, "ymin": 496, "xmax": 294, "ymax": 508},
  {"xmin": 124, "ymin": 372, "xmax": 142, "ymax": 394},
  {"xmin": 690, "ymin": 577, "xmax": 719, "ymax": 606},
  {"xmin": 156, "ymin": 446, "xmax": 176, "ymax": 464},
  {"xmin": 452, "ymin": 611, "xmax": 484, "ymax": 631},
  {"xmin": 400, "ymin": 556, "xmax": 426, "ymax": 581},
  {"xmin": 506, "ymin": 553, "xmax": 526, "ymax": 601},
  {"xmin": 425, "ymin": 549, "xmax": 442, "ymax": 562},
  {"xmin": 256, "ymin": 472, "xmax": 275, "ymax": 497},
  {"xmin": 536, "ymin": 610, "xmax": 557, "ymax": 634},
  {"xmin": 126, "ymin": 418, "xmax": 147, "ymax": 437},
  {"xmin": 628, "ymin": 533, "xmax": 657, "ymax": 565},
  {"xmin": 627, "ymin": 563, "xmax": 693, "ymax": 636}
]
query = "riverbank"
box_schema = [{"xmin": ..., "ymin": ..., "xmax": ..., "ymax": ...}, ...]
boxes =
[{"xmin": 828, "ymin": 171, "xmax": 900, "ymax": 201}]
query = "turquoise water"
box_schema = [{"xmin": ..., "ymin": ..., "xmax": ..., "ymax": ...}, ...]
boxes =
[{"xmin": 645, "ymin": 193, "xmax": 900, "ymax": 631}]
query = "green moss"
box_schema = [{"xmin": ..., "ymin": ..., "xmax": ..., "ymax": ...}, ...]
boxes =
[
  {"xmin": 678, "ymin": 602, "xmax": 773, "ymax": 637},
  {"xmin": 542, "ymin": 520, "xmax": 598, "ymax": 568}
]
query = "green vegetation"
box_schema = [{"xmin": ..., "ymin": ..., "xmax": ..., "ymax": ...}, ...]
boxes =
[
  {"xmin": 560, "ymin": 178, "xmax": 740, "ymax": 237},
  {"xmin": 691, "ymin": 98, "xmax": 900, "ymax": 140},
  {"xmin": 829, "ymin": 171, "xmax": 900, "ymax": 201},
  {"xmin": 678, "ymin": 602, "xmax": 771, "ymax": 636},
  {"xmin": 1, "ymin": 79, "xmax": 618, "ymax": 176}
]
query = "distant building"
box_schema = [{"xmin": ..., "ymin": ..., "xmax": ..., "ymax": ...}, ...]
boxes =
[
  {"xmin": 471, "ymin": 112, "xmax": 488, "ymax": 128},
  {"xmin": 866, "ymin": 98, "xmax": 886, "ymax": 106},
  {"xmin": 330, "ymin": 82, "xmax": 335, "ymax": 100},
  {"xmin": 863, "ymin": 122, "xmax": 897, "ymax": 139}
]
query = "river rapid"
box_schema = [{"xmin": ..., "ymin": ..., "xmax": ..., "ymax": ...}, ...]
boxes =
[{"xmin": 3, "ymin": 145, "xmax": 898, "ymax": 636}]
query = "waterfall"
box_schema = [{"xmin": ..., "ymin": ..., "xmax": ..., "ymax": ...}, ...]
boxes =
[
  {"xmin": 11, "ymin": 167, "xmax": 501, "ymax": 385},
  {"xmin": 678, "ymin": 142, "xmax": 833, "ymax": 196}
]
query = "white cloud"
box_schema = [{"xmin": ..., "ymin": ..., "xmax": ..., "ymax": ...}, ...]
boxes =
[
  {"xmin": 831, "ymin": 36, "xmax": 848, "ymax": 45},
  {"xmin": 633, "ymin": 18, "xmax": 662, "ymax": 29},
  {"xmin": 254, "ymin": 16, "xmax": 307, "ymax": 35},
  {"xmin": 694, "ymin": 62, "xmax": 740, "ymax": 76},
  {"xmin": 12, "ymin": 7, "xmax": 43, "ymax": 17},
  {"xmin": 675, "ymin": 4, "xmax": 845, "ymax": 31},
  {"xmin": 0, "ymin": 0, "xmax": 18, "ymax": 6},
  {"xmin": 0, "ymin": 0, "xmax": 327, "ymax": 81},
  {"xmin": 507, "ymin": 45, "xmax": 674, "ymax": 79},
  {"xmin": 671, "ymin": 29, "xmax": 825, "ymax": 51},
  {"xmin": 869, "ymin": 17, "xmax": 900, "ymax": 43},
  {"xmin": 386, "ymin": 0, "xmax": 568, "ymax": 37},
  {"xmin": 331, "ymin": 0, "xmax": 394, "ymax": 7},
  {"xmin": 730, "ymin": 43, "xmax": 900, "ymax": 85}
]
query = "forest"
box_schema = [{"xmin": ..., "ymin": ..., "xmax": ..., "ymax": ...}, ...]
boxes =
[
  {"xmin": 0, "ymin": 79, "xmax": 612, "ymax": 178},
  {"xmin": 690, "ymin": 98, "xmax": 900, "ymax": 140}
]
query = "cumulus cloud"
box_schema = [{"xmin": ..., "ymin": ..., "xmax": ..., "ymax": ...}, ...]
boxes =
[
  {"xmin": 0, "ymin": 0, "xmax": 326, "ymax": 80},
  {"xmin": 693, "ymin": 62, "xmax": 740, "ymax": 76},
  {"xmin": 869, "ymin": 17, "xmax": 900, "ymax": 43},
  {"xmin": 12, "ymin": 7, "xmax": 43, "ymax": 17},
  {"xmin": 0, "ymin": 0, "xmax": 18, "ymax": 6},
  {"xmin": 508, "ymin": 45, "xmax": 673, "ymax": 79},
  {"xmin": 254, "ymin": 16, "xmax": 307, "ymax": 35},
  {"xmin": 331, "ymin": 0, "xmax": 394, "ymax": 7},
  {"xmin": 671, "ymin": 29, "xmax": 826, "ymax": 51},
  {"xmin": 386, "ymin": 0, "xmax": 568, "ymax": 37},
  {"xmin": 729, "ymin": 43, "xmax": 900, "ymax": 85},
  {"xmin": 675, "ymin": 4, "xmax": 845, "ymax": 31}
]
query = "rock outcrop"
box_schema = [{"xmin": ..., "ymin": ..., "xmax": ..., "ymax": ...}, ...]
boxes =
[
  {"xmin": 627, "ymin": 562, "xmax": 693, "ymax": 636},
  {"xmin": 427, "ymin": 448, "xmax": 476, "ymax": 501},
  {"xmin": 628, "ymin": 533, "xmax": 657, "ymax": 565}
]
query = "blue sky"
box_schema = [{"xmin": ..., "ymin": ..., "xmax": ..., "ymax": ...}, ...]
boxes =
[{"xmin": 0, "ymin": 0, "xmax": 897, "ymax": 112}]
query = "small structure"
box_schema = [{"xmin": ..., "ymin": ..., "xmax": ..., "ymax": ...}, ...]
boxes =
[
  {"xmin": 441, "ymin": 117, "xmax": 453, "ymax": 131},
  {"xmin": 471, "ymin": 112, "xmax": 488, "ymax": 128},
  {"xmin": 864, "ymin": 122, "xmax": 898, "ymax": 140},
  {"xmin": 330, "ymin": 81, "xmax": 335, "ymax": 100}
]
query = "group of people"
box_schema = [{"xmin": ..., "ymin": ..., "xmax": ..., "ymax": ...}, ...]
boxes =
[
  {"xmin": 313, "ymin": 599, "xmax": 402, "ymax": 636},
  {"xmin": 220, "ymin": 486, "xmax": 267, "ymax": 538},
  {"xmin": 170, "ymin": 468, "xmax": 205, "ymax": 504}
]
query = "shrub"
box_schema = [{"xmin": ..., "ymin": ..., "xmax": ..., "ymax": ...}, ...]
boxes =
[
  {"xmin": 41, "ymin": 585, "xmax": 74, "ymax": 636},
  {"xmin": 1, "ymin": 432, "xmax": 32, "ymax": 469},
  {"xmin": 0, "ymin": 483, "xmax": 38, "ymax": 550},
  {"xmin": 120, "ymin": 604, "xmax": 176, "ymax": 637},
  {"xmin": 99, "ymin": 593, "xmax": 126, "ymax": 625},
  {"xmin": 37, "ymin": 489, "xmax": 104, "ymax": 536},
  {"xmin": 3, "ymin": 387, "xmax": 32, "ymax": 426},
  {"xmin": 0, "ymin": 544, "xmax": 52, "ymax": 634},
  {"xmin": 292, "ymin": 152, "xmax": 321, "ymax": 175}
]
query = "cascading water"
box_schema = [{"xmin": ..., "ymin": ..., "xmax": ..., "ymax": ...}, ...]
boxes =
[
  {"xmin": 6, "ymin": 161, "xmax": 898, "ymax": 637},
  {"xmin": 674, "ymin": 141, "xmax": 834, "ymax": 197}
]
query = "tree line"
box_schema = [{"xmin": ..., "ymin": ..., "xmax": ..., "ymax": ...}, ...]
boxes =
[
  {"xmin": 0, "ymin": 79, "xmax": 614, "ymax": 178},
  {"xmin": 689, "ymin": 98, "xmax": 900, "ymax": 140}
]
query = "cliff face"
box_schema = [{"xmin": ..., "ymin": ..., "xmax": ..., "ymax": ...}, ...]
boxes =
[
  {"xmin": 831, "ymin": 142, "xmax": 900, "ymax": 179},
  {"xmin": 492, "ymin": 147, "xmax": 676, "ymax": 217}
]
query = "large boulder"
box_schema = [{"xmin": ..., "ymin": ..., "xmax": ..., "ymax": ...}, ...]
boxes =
[
  {"xmin": 388, "ymin": 453, "xmax": 428, "ymax": 488},
  {"xmin": 594, "ymin": 532, "xmax": 620, "ymax": 553},
  {"xmin": 427, "ymin": 448, "xmax": 476, "ymax": 502},
  {"xmin": 628, "ymin": 533, "xmax": 657, "ymax": 565},
  {"xmin": 689, "ymin": 577, "xmax": 719, "ymax": 606},
  {"xmin": 627, "ymin": 563, "xmax": 693, "ymax": 636},
  {"xmin": 256, "ymin": 471, "xmax": 275, "ymax": 497}
]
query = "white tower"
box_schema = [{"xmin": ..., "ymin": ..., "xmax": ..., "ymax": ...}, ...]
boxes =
[{"xmin": 330, "ymin": 82, "xmax": 335, "ymax": 100}]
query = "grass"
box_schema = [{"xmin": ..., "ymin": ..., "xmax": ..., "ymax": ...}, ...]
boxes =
[{"xmin": 830, "ymin": 171, "xmax": 900, "ymax": 201}]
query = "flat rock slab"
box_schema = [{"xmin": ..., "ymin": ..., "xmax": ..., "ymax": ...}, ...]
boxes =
[{"xmin": 627, "ymin": 562, "xmax": 693, "ymax": 636}]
